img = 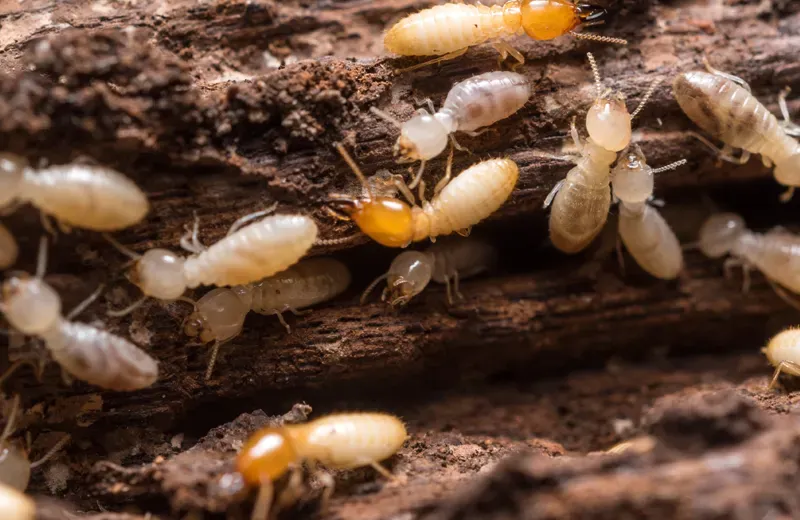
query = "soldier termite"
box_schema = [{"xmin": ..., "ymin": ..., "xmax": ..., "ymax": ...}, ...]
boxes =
[
  {"xmin": 361, "ymin": 237, "xmax": 497, "ymax": 306},
  {"xmin": 329, "ymin": 145, "xmax": 518, "ymax": 248},
  {"xmin": 104, "ymin": 206, "xmax": 318, "ymax": 316},
  {"xmin": 0, "ymin": 154, "xmax": 149, "ymax": 233},
  {"xmin": 696, "ymin": 213, "xmax": 800, "ymax": 311},
  {"xmin": 0, "ymin": 481, "xmax": 35, "ymax": 520},
  {"xmin": 673, "ymin": 61, "xmax": 800, "ymax": 201},
  {"xmin": 233, "ymin": 412, "xmax": 406, "ymax": 520},
  {"xmin": 0, "ymin": 223, "xmax": 18, "ymax": 270},
  {"xmin": 0, "ymin": 237, "xmax": 158, "ymax": 391},
  {"xmin": 183, "ymin": 257, "xmax": 351, "ymax": 380},
  {"xmin": 370, "ymin": 71, "xmax": 530, "ymax": 190},
  {"xmin": 384, "ymin": 0, "xmax": 627, "ymax": 72},
  {"xmin": 763, "ymin": 328, "xmax": 800, "ymax": 390},
  {"xmin": 544, "ymin": 53, "xmax": 661, "ymax": 253},
  {"xmin": 611, "ymin": 145, "xmax": 687, "ymax": 280}
]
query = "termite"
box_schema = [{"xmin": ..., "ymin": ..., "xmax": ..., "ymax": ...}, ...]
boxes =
[
  {"xmin": 611, "ymin": 145, "xmax": 687, "ymax": 279},
  {"xmin": 544, "ymin": 53, "xmax": 660, "ymax": 253},
  {"xmin": 104, "ymin": 206, "xmax": 319, "ymax": 316},
  {"xmin": 0, "ymin": 237, "xmax": 158, "ymax": 391},
  {"xmin": 183, "ymin": 257, "xmax": 351, "ymax": 380},
  {"xmin": 361, "ymin": 237, "xmax": 497, "ymax": 306},
  {"xmin": 0, "ymin": 223, "xmax": 18, "ymax": 270},
  {"xmin": 0, "ymin": 154, "xmax": 149, "ymax": 232},
  {"xmin": 371, "ymin": 71, "xmax": 530, "ymax": 190},
  {"xmin": 673, "ymin": 60, "xmax": 800, "ymax": 201},
  {"xmin": 0, "ymin": 482, "xmax": 35, "ymax": 520},
  {"xmin": 329, "ymin": 144, "xmax": 518, "ymax": 248},
  {"xmin": 384, "ymin": 0, "xmax": 627, "ymax": 72},
  {"xmin": 696, "ymin": 213, "xmax": 800, "ymax": 310},
  {"xmin": 234, "ymin": 412, "xmax": 406, "ymax": 520},
  {"xmin": 763, "ymin": 328, "xmax": 800, "ymax": 390}
]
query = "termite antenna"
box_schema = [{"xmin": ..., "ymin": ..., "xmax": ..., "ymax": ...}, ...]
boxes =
[
  {"xmin": 35, "ymin": 235, "xmax": 48, "ymax": 279},
  {"xmin": 370, "ymin": 107, "xmax": 403, "ymax": 129},
  {"xmin": 335, "ymin": 144, "xmax": 373, "ymax": 200},
  {"xmin": 631, "ymin": 77, "xmax": 662, "ymax": 119},
  {"xmin": 227, "ymin": 203, "xmax": 279, "ymax": 236},
  {"xmin": 102, "ymin": 233, "xmax": 142, "ymax": 261},
  {"xmin": 361, "ymin": 273, "xmax": 388, "ymax": 305},
  {"xmin": 314, "ymin": 234, "xmax": 363, "ymax": 247},
  {"xmin": 0, "ymin": 394, "xmax": 20, "ymax": 445},
  {"xmin": 107, "ymin": 295, "xmax": 149, "ymax": 318},
  {"xmin": 651, "ymin": 159, "xmax": 688, "ymax": 174},
  {"xmin": 701, "ymin": 56, "xmax": 751, "ymax": 93},
  {"xmin": 586, "ymin": 52, "xmax": 603, "ymax": 98},
  {"xmin": 29, "ymin": 433, "xmax": 71, "ymax": 469},
  {"xmin": 205, "ymin": 341, "xmax": 222, "ymax": 381},
  {"xmin": 572, "ymin": 32, "xmax": 628, "ymax": 46}
]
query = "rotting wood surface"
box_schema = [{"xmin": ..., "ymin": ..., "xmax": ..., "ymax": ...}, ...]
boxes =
[{"xmin": 1, "ymin": 0, "xmax": 800, "ymax": 518}]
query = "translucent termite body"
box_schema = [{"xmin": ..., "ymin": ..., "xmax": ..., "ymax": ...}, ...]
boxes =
[
  {"xmin": 372, "ymin": 72, "xmax": 530, "ymax": 188},
  {"xmin": 673, "ymin": 69, "xmax": 800, "ymax": 200},
  {"xmin": 362, "ymin": 237, "xmax": 497, "ymax": 306},
  {"xmin": 105, "ymin": 209, "xmax": 318, "ymax": 316},
  {"xmin": 545, "ymin": 53, "xmax": 660, "ymax": 254},
  {"xmin": 183, "ymin": 257, "xmax": 351, "ymax": 380},
  {"xmin": 236, "ymin": 412, "xmax": 407, "ymax": 520},
  {"xmin": 331, "ymin": 145, "xmax": 518, "ymax": 248},
  {"xmin": 0, "ymin": 482, "xmax": 35, "ymax": 520},
  {"xmin": 384, "ymin": 0, "xmax": 625, "ymax": 71},
  {"xmin": 0, "ymin": 223, "xmax": 18, "ymax": 270},
  {"xmin": 0, "ymin": 154, "xmax": 149, "ymax": 232},
  {"xmin": 0, "ymin": 238, "xmax": 158, "ymax": 391},
  {"xmin": 763, "ymin": 328, "xmax": 800, "ymax": 389},
  {"xmin": 611, "ymin": 146, "xmax": 687, "ymax": 280}
]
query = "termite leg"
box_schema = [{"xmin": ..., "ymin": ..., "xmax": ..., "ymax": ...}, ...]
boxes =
[
  {"xmin": 407, "ymin": 161, "xmax": 427, "ymax": 190},
  {"xmin": 393, "ymin": 178, "xmax": 416, "ymax": 206},
  {"xmin": 66, "ymin": 284, "xmax": 106, "ymax": 321},
  {"xmin": 434, "ymin": 146, "xmax": 455, "ymax": 196},
  {"xmin": 39, "ymin": 213, "xmax": 57, "ymax": 237},
  {"xmin": 722, "ymin": 257, "xmax": 751, "ymax": 293},
  {"xmin": 455, "ymin": 227, "xmax": 471, "ymax": 237},
  {"xmin": 413, "ymin": 97, "xmax": 436, "ymax": 114},
  {"xmin": 449, "ymin": 135, "xmax": 469, "ymax": 153},
  {"xmin": 0, "ymin": 394, "xmax": 20, "ymax": 444},
  {"xmin": 397, "ymin": 48, "xmax": 468, "ymax": 74},
  {"xmin": 107, "ymin": 295, "xmax": 149, "ymax": 318},
  {"xmin": 180, "ymin": 212, "xmax": 206, "ymax": 254},
  {"xmin": 368, "ymin": 461, "xmax": 396, "ymax": 481},
  {"xmin": 701, "ymin": 56, "xmax": 751, "ymax": 93},
  {"xmin": 765, "ymin": 277, "xmax": 800, "ymax": 313},
  {"xmin": 29, "ymin": 434, "xmax": 71, "ymax": 469},
  {"xmin": 491, "ymin": 40, "xmax": 525, "ymax": 70},
  {"xmin": 452, "ymin": 270, "xmax": 464, "ymax": 301},
  {"xmin": 780, "ymin": 186, "xmax": 796, "ymax": 203},
  {"xmin": 227, "ymin": 203, "xmax": 279, "ymax": 236},
  {"xmin": 443, "ymin": 276, "xmax": 454, "ymax": 305},
  {"xmin": 274, "ymin": 305, "xmax": 311, "ymax": 334},
  {"xmin": 687, "ymin": 132, "xmax": 750, "ymax": 165},
  {"xmin": 316, "ymin": 468, "xmax": 336, "ymax": 512},
  {"xmin": 418, "ymin": 179, "xmax": 428, "ymax": 205},
  {"xmin": 769, "ymin": 360, "xmax": 800, "ymax": 390},
  {"xmin": 102, "ymin": 233, "xmax": 142, "ymax": 260},
  {"xmin": 543, "ymin": 179, "xmax": 566, "ymax": 209},
  {"xmin": 56, "ymin": 220, "xmax": 72, "ymax": 234},
  {"xmin": 778, "ymin": 87, "xmax": 800, "ymax": 136},
  {"xmin": 569, "ymin": 117, "xmax": 583, "ymax": 152},
  {"xmin": 361, "ymin": 273, "xmax": 389, "ymax": 305},
  {"xmin": 250, "ymin": 480, "xmax": 274, "ymax": 520}
]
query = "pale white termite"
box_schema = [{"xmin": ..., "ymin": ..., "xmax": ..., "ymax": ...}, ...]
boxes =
[
  {"xmin": 361, "ymin": 237, "xmax": 497, "ymax": 306},
  {"xmin": 673, "ymin": 61, "xmax": 800, "ymax": 201},
  {"xmin": 0, "ymin": 482, "xmax": 35, "ymax": 520},
  {"xmin": 0, "ymin": 154, "xmax": 149, "ymax": 232},
  {"xmin": 611, "ymin": 145, "xmax": 687, "ymax": 279},
  {"xmin": 0, "ymin": 237, "xmax": 158, "ymax": 391},
  {"xmin": 371, "ymin": 71, "xmax": 530, "ymax": 190},
  {"xmin": 544, "ymin": 53, "xmax": 661, "ymax": 254},
  {"xmin": 0, "ymin": 223, "xmax": 18, "ymax": 270},
  {"xmin": 697, "ymin": 213, "xmax": 800, "ymax": 309},
  {"xmin": 183, "ymin": 257, "xmax": 351, "ymax": 380},
  {"xmin": 236, "ymin": 412, "xmax": 407, "ymax": 520},
  {"xmin": 330, "ymin": 145, "xmax": 518, "ymax": 248},
  {"xmin": 104, "ymin": 206, "xmax": 319, "ymax": 316},
  {"xmin": 763, "ymin": 328, "xmax": 800, "ymax": 389}
]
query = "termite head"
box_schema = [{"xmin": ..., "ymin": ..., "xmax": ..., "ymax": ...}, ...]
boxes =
[
  {"xmin": 774, "ymin": 152, "xmax": 800, "ymax": 189},
  {"xmin": 611, "ymin": 145, "xmax": 652, "ymax": 204},
  {"xmin": 396, "ymin": 114, "xmax": 449, "ymax": 162},
  {"xmin": 1, "ymin": 275, "xmax": 61, "ymax": 335},
  {"xmin": 697, "ymin": 212, "xmax": 746, "ymax": 258},
  {"xmin": 183, "ymin": 288, "xmax": 247, "ymax": 344},
  {"xmin": 384, "ymin": 251, "xmax": 434, "ymax": 306},
  {"xmin": 236, "ymin": 427, "xmax": 298, "ymax": 485},
  {"xmin": 0, "ymin": 154, "xmax": 26, "ymax": 209},
  {"xmin": 520, "ymin": 0, "xmax": 583, "ymax": 40},
  {"xmin": 130, "ymin": 249, "xmax": 187, "ymax": 301},
  {"xmin": 586, "ymin": 92, "xmax": 631, "ymax": 152}
]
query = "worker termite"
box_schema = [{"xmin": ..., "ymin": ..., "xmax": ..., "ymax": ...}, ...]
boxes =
[
  {"xmin": 329, "ymin": 145, "xmax": 518, "ymax": 248},
  {"xmin": 673, "ymin": 61, "xmax": 800, "ymax": 201},
  {"xmin": 371, "ymin": 71, "xmax": 530, "ymax": 189},
  {"xmin": 696, "ymin": 213, "xmax": 800, "ymax": 310},
  {"xmin": 611, "ymin": 145, "xmax": 687, "ymax": 279},
  {"xmin": 763, "ymin": 328, "xmax": 800, "ymax": 389},
  {"xmin": 0, "ymin": 154, "xmax": 149, "ymax": 232},
  {"xmin": 544, "ymin": 53, "xmax": 660, "ymax": 253},
  {"xmin": 361, "ymin": 237, "xmax": 497, "ymax": 306},
  {"xmin": 0, "ymin": 223, "xmax": 18, "ymax": 270},
  {"xmin": 0, "ymin": 482, "xmax": 35, "ymax": 520},
  {"xmin": 233, "ymin": 412, "xmax": 406, "ymax": 520},
  {"xmin": 384, "ymin": 0, "xmax": 627, "ymax": 72},
  {"xmin": 0, "ymin": 237, "xmax": 158, "ymax": 391},
  {"xmin": 104, "ymin": 206, "xmax": 318, "ymax": 316},
  {"xmin": 183, "ymin": 257, "xmax": 351, "ymax": 380}
]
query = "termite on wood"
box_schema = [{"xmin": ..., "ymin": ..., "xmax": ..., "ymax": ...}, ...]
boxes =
[
  {"xmin": 0, "ymin": 223, "xmax": 18, "ymax": 270},
  {"xmin": 371, "ymin": 71, "xmax": 530, "ymax": 190},
  {"xmin": 384, "ymin": 0, "xmax": 626, "ymax": 72},
  {"xmin": 611, "ymin": 145, "xmax": 687, "ymax": 280},
  {"xmin": 0, "ymin": 237, "xmax": 158, "ymax": 391},
  {"xmin": 673, "ymin": 60, "xmax": 800, "ymax": 201},
  {"xmin": 232, "ymin": 412, "xmax": 406, "ymax": 520},
  {"xmin": 104, "ymin": 206, "xmax": 318, "ymax": 316},
  {"xmin": 0, "ymin": 154, "xmax": 148, "ymax": 233},
  {"xmin": 183, "ymin": 257, "xmax": 351, "ymax": 380},
  {"xmin": 329, "ymin": 145, "xmax": 518, "ymax": 248},
  {"xmin": 544, "ymin": 53, "xmax": 660, "ymax": 253},
  {"xmin": 361, "ymin": 237, "xmax": 497, "ymax": 306},
  {"xmin": 763, "ymin": 328, "xmax": 800, "ymax": 390}
]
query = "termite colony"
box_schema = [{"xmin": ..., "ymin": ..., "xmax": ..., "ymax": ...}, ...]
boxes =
[{"xmin": 0, "ymin": 0, "xmax": 798, "ymax": 518}]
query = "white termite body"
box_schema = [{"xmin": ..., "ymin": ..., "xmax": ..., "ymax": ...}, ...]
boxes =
[
  {"xmin": 763, "ymin": 328, "xmax": 800, "ymax": 388},
  {"xmin": 673, "ymin": 70, "xmax": 800, "ymax": 198},
  {"xmin": 0, "ymin": 239, "xmax": 158, "ymax": 391},
  {"xmin": 0, "ymin": 482, "xmax": 35, "ymax": 520},
  {"xmin": 611, "ymin": 146, "xmax": 686, "ymax": 280},
  {"xmin": 0, "ymin": 442, "xmax": 29, "ymax": 492},
  {"xmin": 183, "ymin": 257, "xmax": 351, "ymax": 379},
  {"xmin": 0, "ymin": 223, "xmax": 18, "ymax": 270},
  {"xmin": 0, "ymin": 154, "xmax": 149, "ymax": 231}
]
